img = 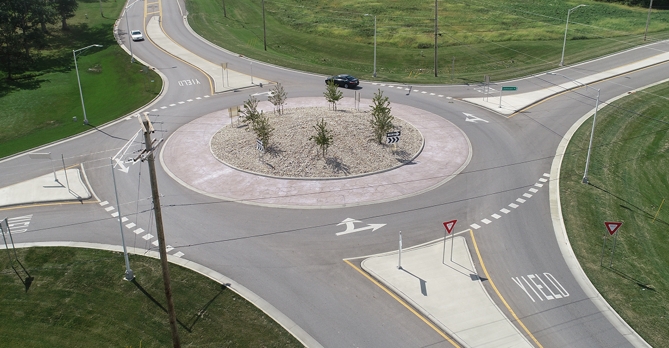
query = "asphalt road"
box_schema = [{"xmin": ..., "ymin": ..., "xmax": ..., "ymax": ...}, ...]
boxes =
[{"xmin": 2, "ymin": 1, "xmax": 669, "ymax": 347}]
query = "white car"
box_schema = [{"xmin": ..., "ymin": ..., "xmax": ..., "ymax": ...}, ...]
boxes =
[{"xmin": 131, "ymin": 30, "xmax": 144, "ymax": 41}]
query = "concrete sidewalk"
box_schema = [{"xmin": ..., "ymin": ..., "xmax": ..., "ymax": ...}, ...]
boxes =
[
  {"xmin": 0, "ymin": 168, "xmax": 91, "ymax": 207},
  {"xmin": 362, "ymin": 236, "xmax": 534, "ymax": 348}
]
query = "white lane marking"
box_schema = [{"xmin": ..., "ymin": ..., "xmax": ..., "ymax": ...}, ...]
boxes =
[
  {"xmin": 523, "ymin": 193, "xmax": 533, "ymax": 198},
  {"xmin": 430, "ymin": 93, "xmax": 435, "ymax": 95},
  {"xmin": 196, "ymin": 97, "xmax": 202, "ymax": 100},
  {"xmin": 516, "ymin": 198, "xmax": 526, "ymax": 203},
  {"xmin": 166, "ymin": 245, "xmax": 174, "ymax": 252},
  {"xmin": 500, "ymin": 208, "xmax": 511, "ymax": 214},
  {"xmin": 539, "ymin": 178, "xmax": 547, "ymax": 183},
  {"xmin": 481, "ymin": 218, "xmax": 492, "ymax": 224},
  {"xmin": 134, "ymin": 228, "xmax": 145, "ymax": 234},
  {"xmin": 126, "ymin": 223, "xmax": 136, "ymax": 228},
  {"xmin": 509, "ymin": 203, "xmax": 519, "ymax": 208},
  {"xmin": 464, "ymin": 112, "xmax": 489, "ymax": 123},
  {"xmin": 421, "ymin": 91, "xmax": 427, "ymax": 94},
  {"xmin": 336, "ymin": 218, "xmax": 386, "ymax": 236},
  {"xmin": 535, "ymin": 183, "xmax": 543, "ymax": 187},
  {"xmin": 438, "ymin": 95, "xmax": 444, "ymax": 97},
  {"xmin": 178, "ymin": 101, "xmax": 185, "ymax": 104},
  {"xmin": 160, "ymin": 106, "xmax": 167, "ymax": 109},
  {"xmin": 491, "ymin": 214, "xmax": 501, "ymax": 219},
  {"xmin": 447, "ymin": 96, "xmax": 452, "ymax": 99},
  {"xmin": 152, "ymin": 240, "xmax": 159, "ymax": 246},
  {"xmin": 151, "ymin": 109, "xmax": 158, "ymax": 112},
  {"xmin": 405, "ymin": 88, "xmax": 410, "ymax": 90},
  {"xmin": 471, "ymin": 223, "xmax": 481, "ymax": 229},
  {"xmin": 142, "ymin": 234, "xmax": 154, "ymax": 240},
  {"xmin": 121, "ymin": 217, "xmax": 128, "ymax": 222},
  {"xmin": 169, "ymin": 103, "xmax": 176, "ymax": 107},
  {"xmin": 173, "ymin": 251, "xmax": 184, "ymax": 258},
  {"xmin": 111, "ymin": 212, "xmax": 119, "ymax": 217},
  {"xmin": 99, "ymin": 201, "xmax": 109, "ymax": 206},
  {"xmin": 105, "ymin": 206, "xmax": 115, "ymax": 211},
  {"xmin": 187, "ymin": 99, "xmax": 193, "ymax": 102},
  {"xmin": 397, "ymin": 87, "xmax": 403, "ymax": 89},
  {"xmin": 543, "ymin": 173, "xmax": 550, "ymax": 177},
  {"xmin": 204, "ymin": 95, "xmax": 210, "ymax": 98},
  {"xmin": 529, "ymin": 188, "xmax": 538, "ymax": 193}
]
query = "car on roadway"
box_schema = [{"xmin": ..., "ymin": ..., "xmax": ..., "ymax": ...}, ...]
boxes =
[
  {"xmin": 325, "ymin": 74, "xmax": 359, "ymax": 89},
  {"xmin": 131, "ymin": 30, "xmax": 144, "ymax": 41}
]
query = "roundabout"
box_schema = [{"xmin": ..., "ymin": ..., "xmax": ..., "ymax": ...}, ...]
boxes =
[{"xmin": 161, "ymin": 97, "xmax": 471, "ymax": 208}]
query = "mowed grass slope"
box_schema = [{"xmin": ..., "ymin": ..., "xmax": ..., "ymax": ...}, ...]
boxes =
[
  {"xmin": 186, "ymin": 0, "xmax": 669, "ymax": 83},
  {"xmin": 0, "ymin": 1, "xmax": 160, "ymax": 159},
  {"xmin": 560, "ymin": 81, "xmax": 669, "ymax": 347},
  {"xmin": 0, "ymin": 247, "xmax": 302, "ymax": 347}
]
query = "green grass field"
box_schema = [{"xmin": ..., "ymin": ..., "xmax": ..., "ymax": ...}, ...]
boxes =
[
  {"xmin": 560, "ymin": 81, "xmax": 669, "ymax": 347},
  {"xmin": 186, "ymin": 0, "xmax": 669, "ymax": 83},
  {"xmin": 0, "ymin": 0, "xmax": 161, "ymax": 159},
  {"xmin": 0, "ymin": 247, "xmax": 302, "ymax": 347}
]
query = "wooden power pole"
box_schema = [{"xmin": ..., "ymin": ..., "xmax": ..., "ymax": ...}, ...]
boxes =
[
  {"xmin": 434, "ymin": 0, "xmax": 438, "ymax": 77},
  {"xmin": 141, "ymin": 113, "xmax": 181, "ymax": 348}
]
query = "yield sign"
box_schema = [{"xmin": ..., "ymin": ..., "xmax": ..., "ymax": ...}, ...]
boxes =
[
  {"xmin": 443, "ymin": 220, "xmax": 457, "ymax": 234},
  {"xmin": 604, "ymin": 221, "xmax": 623, "ymax": 236}
]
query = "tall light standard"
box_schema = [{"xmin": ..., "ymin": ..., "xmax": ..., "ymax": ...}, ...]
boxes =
[
  {"xmin": 123, "ymin": 0, "xmax": 141, "ymax": 63},
  {"xmin": 560, "ymin": 4, "xmax": 586, "ymax": 67},
  {"xmin": 73, "ymin": 44, "xmax": 103, "ymax": 125},
  {"xmin": 365, "ymin": 14, "xmax": 377, "ymax": 77},
  {"xmin": 548, "ymin": 72, "xmax": 600, "ymax": 183}
]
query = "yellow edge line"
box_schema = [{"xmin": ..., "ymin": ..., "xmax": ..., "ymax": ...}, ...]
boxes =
[
  {"xmin": 154, "ymin": 0, "xmax": 214, "ymax": 95},
  {"xmin": 343, "ymin": 259, "xmax": 461, "ymax": 347},
  {"xmin": 469, "ymin": 229, "xmax": 543, "ymax": 348}
]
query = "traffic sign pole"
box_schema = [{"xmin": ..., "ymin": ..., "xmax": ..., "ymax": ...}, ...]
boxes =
[
  {"xmin": 602, "ymin": 221, "xmax": 623, "ymax": 267},
  {"xmin": 442, "ymin": 220, "xmax": 457, "ymax": 263},
  {"xmin": 610, "ymin": 229, "xmax": 620, "ymax": 267},
  {"xmin": 398, "ymin": 231, "xmax": 403, "ymax": 270}
]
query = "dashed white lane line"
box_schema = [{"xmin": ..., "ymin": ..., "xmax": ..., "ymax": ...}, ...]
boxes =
[
  {"xmin": 481, "ymin": 218, "xmax": 492, "ymax": 224},
  {"xmin": 471, "ymin": 223, "xmax": 481, "ymax": 229},
  {"xmin": 501, "ymin": 208, "xmax": 511, "ymax": 214},
  {"xmin": 152, "ymin": 240, "xmax": 159, "ymax": 246},
  {"xmin": 534, "ymin": 183, "xmax": 543, "ymax": 187},
  {"xmin": 166, "ymin": 245, "xmax": 174, "ymax": 252},
  {"xmin": 121, "ymin": 217, "xmax": 128, "ymax": 222},
  {"xmin": 539, "ymin": 178, "xmax": 547, "ymax": 183},
  {"xmin": 160, "ymin": 106, "xmax": 167, "ymax": 109},
  {"xmin": 491, "ymin": 214, "xmax": 501, "ymax": 219},
  {"xmin": 196, "ymin": 97, "xmax": 202, "ymax": 100},
  {"xmin": 438, "ymin": 95, "xmax": 444, "ymax": 97},
  {"xmin": 529, "ymin": 188, "xmax": 538, "ymax": 193},
  {"xmin": 134, "ymin": 228, "xmax": 145, "ymax": 234},
  {"xmin": 523, "ymin": 193, "xmax": 533, "ymax": 198},
  {"xmin": 187, "ymin": 99, "xmax": 193, "ymax": 102},
  {"xmin": 104, "ymin": 206, "xmax": 115, "ymax": 211},
  {"xmin": 99, "ymin": 201, "xmax": 109, "ymax": 206},
  {"xmin": 142, "ymin": 234, "xmax": 154, "ymax": 240},
  {"xmin": 421, "ymin": 91, "xmax": 427, "ymax": 94},
  {"xmin": 126, "ymin": 222, "xmax": 136, "ymax": 228},
  {"xmin": 173, "ymin": 251, "xmax": 184, "ymax": 258},
  {"xmin": 543, "ymin": 173, "xmax": 550, "ymax": 177},
  {"xmin": 509, "ymin": 203, "xmax": 519, "ymax": 208},
  {"xmin": 204, "ymin": 95, "xmax": 210, "ymax": 98},
  {"xmin": 178, "ymin": 101, "xmax": 185, "ymax": 104},
  {"xmin": 169, "ymin": 103, "xmax": 176, "ymax": 107},
  {"xmin": 516, "ymin": 198, "xmax": 526, "ymax": 203},
  {"xmin": 111, "ymin": 212, "xmax": 119, "ymax": 217},
  {"xmin": 151, "ymin": 108, "xmax": 158, "ymax": 112}
]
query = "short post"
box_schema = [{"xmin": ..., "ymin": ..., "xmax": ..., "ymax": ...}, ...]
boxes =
[
  {"xmin": 398, "ymin": 231, "xmax": 402, "ymax": 269},
  {"xmin": 61, "ymin": 154, "xmax": 70, "ymax": 191},
  {"xmin": 450, "ymin": 232, "xmax": 454, "ymax": 263},
  {"xmin": 499, "ymin": 87, "xmax": 503, "ymax": 108},
  {"xmin": 609, "ymin": 229, "xmax": 620, "ymax": 267}
]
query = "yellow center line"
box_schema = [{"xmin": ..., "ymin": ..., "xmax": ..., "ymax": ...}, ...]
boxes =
[
  {"xmin": 343, "ymin": 259, "xmax": 461, "ymax": 347},
  {"xmin": 469, "ymin": 229, "xmax": 543, "ymax": 348}
]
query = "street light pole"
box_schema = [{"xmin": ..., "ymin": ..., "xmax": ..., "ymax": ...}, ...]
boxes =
[
  {"xmin": 644, "ymin": 0, "xmax": 654, "ymax": 41},
  {"xmin": 560, "ymin": 4, "xmax": 586, "ymax": 67},
  {"xmin": 548, "ymin": 72, "xmax": 600, "ymax": 183},
  {"xmin": 73, "ymin": 44, "xmax": 103, "ymax": 125},
  {"xmin": 123, "ymin": 0, "xmax": 141, "ymax": 63},
  {"xmin": 365, "ymin": 14, "xmax": 377, "ymax": 77}
]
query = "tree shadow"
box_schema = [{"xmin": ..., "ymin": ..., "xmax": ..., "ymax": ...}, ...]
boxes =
[
  {"xmin": 325, "ymin": 156, "xmax": 350, "ymax": 175},
  {"xmin": 131, "ymin": 279, "xmax": 230, "ymax": 332},
  {"xmin": 588, "ymin": 182, "xmax": 669, "ymax": 227}
]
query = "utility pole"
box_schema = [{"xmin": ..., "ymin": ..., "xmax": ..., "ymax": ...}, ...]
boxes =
[
  {"xmin": 262, "ymin": 0, "xmax": 267, "ymax": 51},
  {"xmin": 644, "ymin": 0, "xmax": 654, "ymax": 41},
  {"xmin": 434, "ymin": 0, "xmax": 438, "ymax": 77},
  {"xmin": 141, "ymin": 113, "xmax": 181, "ymax": 348}
]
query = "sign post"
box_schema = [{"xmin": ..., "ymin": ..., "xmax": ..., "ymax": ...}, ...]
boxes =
[
  {"xmin": 442, "ymin": 220, "xmax": 457, "ymax": 263},
  {"xmin": 499, "ymin": 86, "xmax": 517, "ymax": 108},
  {"xmin": 601, "ymin": 221, "xmax": 622, "ymax": 266},
  {"xmin": 398, "ymin": 231, "xmax": 403, "ymax": 270}
]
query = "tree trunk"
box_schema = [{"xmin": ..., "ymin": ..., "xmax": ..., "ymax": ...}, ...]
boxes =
[{"xmin": 61, "ymin": 17, "xmax": 68, "ymax": 30}]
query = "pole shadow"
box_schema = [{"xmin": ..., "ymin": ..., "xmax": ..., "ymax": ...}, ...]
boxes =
[
  {"xmin": 604, "ymin": 266, "xmax": 655, "ymax": 291},
  {"xmin": 400, "ymin": 268, "xmax": 428, "ymax": 296},
  {"xmin": 588, "ymin": 182, "xmax": 669, "ymax": 227}
]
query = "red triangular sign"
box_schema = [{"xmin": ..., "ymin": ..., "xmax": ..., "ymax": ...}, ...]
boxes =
[
  {"xmin": 604, "ymin": 221, "xmax": 622, "ymax": 236},
  {"xmin": 443, "ymin": 220, "xmax": 457, "ymax": 234}
]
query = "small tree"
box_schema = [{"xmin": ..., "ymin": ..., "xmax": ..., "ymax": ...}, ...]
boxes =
[
  {"xmin": 309, "ymin": 118, "xmax": 334, "ymax": 158},
  {"xmin": 369, "ymin": 89, "xmax": 394, "ymax": 144},
  {"xmin": 323, "ymin": 79, "xmax": 343, "ymax": 111},
  {"xmin": 240, "ymin": 95, "xmax": 261, "ymax": 126},
  {"xmin": 268, "ymin": 83, "xmax": 287, "ymax": 115},
  {"xmin": 252, "ymin": 113, "xmax": 274, "ymax": 150}
]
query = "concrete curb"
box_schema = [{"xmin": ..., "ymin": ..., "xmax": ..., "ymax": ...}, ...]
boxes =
[
  {"xmin": 7, "ymin": 242, "xmax": 322, "ymax": 348},
  {"xmin": 548, "ymin": 78, "xmax": 669, "ymax": 348}
]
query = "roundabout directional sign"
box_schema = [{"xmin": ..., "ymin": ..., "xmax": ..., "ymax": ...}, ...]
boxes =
[{"xmin": 386, "ymin": 131, "xmax": 401, "ymax": 144}]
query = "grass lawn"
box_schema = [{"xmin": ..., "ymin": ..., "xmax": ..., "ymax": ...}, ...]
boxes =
[
  {"xmin": 0, "ymin": 247, "xmax": 302, "ymax": 347},
  {"xmin": 560, "ymin": 81, "xmax": 669, "ymax": 347},
  {"xmin": 0, "ymin": 1, "xmax": 161, "ymax": 159},
  {"xmin": 186, "ymin": 0, "xmax": 669, "ymax": 84}
]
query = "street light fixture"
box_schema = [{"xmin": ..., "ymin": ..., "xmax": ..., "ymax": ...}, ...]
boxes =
[
  {"xmin": 365, "ymin": 14, "xmax": 377, "ymax": 78},
  {"xmin": 548, "ymin": 72, "xmax": 600, "ymax": 183},
  {"xmin": 560, "ymin": 4, "xmax": 586, "ymax": 67},
  {"xmin": 123, "ymin": 0, "xmax": 141, "ymax": 63},
  {"xmin": 73, "ymin": 44, "xmax": 103, "ymax": 125}
]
